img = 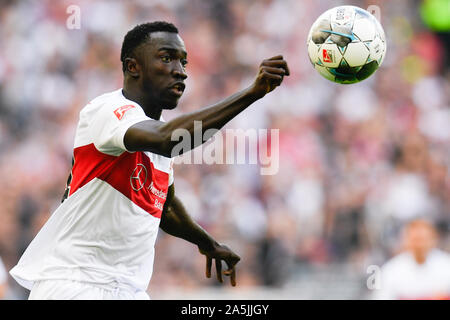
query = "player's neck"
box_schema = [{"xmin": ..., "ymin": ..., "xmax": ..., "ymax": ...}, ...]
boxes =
[
  {"xmin": 121, "ymin": 88, "xmax": 162, "ymax": 120},
  {"xmin": 412, "ymin": 250, "xmax": 428, "ymax": 265},
  {"xmin": 143, "ymin": 106, "xmax": 163, "ymax": 120}
]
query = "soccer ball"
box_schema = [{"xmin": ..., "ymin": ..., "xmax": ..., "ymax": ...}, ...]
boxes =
[{"xmin": 307, "ymin": 6, "xmax": 386, "ymax": 84}]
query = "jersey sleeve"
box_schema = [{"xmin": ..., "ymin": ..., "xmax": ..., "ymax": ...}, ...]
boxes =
[{"xmin": 90, "ymin": 102, "xmax": 150, "ymax": 156}]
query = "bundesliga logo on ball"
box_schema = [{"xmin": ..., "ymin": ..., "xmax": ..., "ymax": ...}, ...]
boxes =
[{"xmin": 307, "ymin": 5, "xmax": 387, "ymax": 84}]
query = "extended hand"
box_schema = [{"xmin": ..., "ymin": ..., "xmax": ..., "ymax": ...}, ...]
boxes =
[
  {"xmin": 249, "ymin": 55, "xmax": 290, "ymax": 99},
  {"xmin": 199, "ymin": 243, "xmax": 241, "ymax": 286}
]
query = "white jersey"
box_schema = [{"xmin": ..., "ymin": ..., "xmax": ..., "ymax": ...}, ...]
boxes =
[
  {"xmin": 10, "ymin": 89, "xmax": 174, "ymax": 293},
  {"xmin": 373, "ymin": 249, "xmax": 450, "ymax": 300}
]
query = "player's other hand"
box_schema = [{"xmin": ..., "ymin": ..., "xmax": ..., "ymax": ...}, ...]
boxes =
[
  {"xmin": 249, "ymin": 55, "xmax": 290, "ymax": 99},
  {"xmin": 199, "ymin": 243, "xmax": 241, "ymax": 287}
]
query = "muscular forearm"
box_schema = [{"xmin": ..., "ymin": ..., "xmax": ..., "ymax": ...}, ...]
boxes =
[
  {"xmin": 160, "ymin": 195, "xmax": 217, "ymax": 252},
  {"xmin": 125, "ymin": 86, "xmax": 258, "ymax": 156},
  {"xmin": 164, "ymin": 86, "xmax": 258, "ymax": 142}
]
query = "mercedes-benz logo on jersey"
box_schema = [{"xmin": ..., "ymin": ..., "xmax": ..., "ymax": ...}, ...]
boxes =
[{"xmin": 130, "ymin": 164, "xmax": 148, "ymax": 191}]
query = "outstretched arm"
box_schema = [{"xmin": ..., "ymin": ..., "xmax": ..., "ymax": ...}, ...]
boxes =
[
  {"xmin": 124, "ymin": 55, "xmax": 289, "ymax": 157},
  {"xmin": 160, "ymin": 184, "xmax": 241, "ymax": 286}
]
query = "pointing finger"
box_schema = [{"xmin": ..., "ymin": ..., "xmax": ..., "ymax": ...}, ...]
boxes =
[
  {"xmin": 206, "ymin": 256, "xmax": 212, "ymax": 278},
  {"xmin": 230, "ymin": 268, "xmax": 236, "ymax": 286},
  {"xmin": 216, "ymin": 259, "xmax": 223, "ymax": 283}
]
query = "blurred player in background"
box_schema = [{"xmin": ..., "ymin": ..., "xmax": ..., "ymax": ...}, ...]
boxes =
[
  {"xmin": 374, "ymin": 219, "xmax": 450, "ymax": 300},
  {"xmin": 9, "ymin": 21, "xmax": 289, "ymax": 299}
]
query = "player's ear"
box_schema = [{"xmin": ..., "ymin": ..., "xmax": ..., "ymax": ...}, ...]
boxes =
[{"xmin": 124, "ymin": 57, "xmax": 140, "ymax": 78}]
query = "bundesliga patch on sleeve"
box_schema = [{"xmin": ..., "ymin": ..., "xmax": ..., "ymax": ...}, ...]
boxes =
[{"xmin": 114, "ymin": 105, "xmax": 135, "ymax": 120}]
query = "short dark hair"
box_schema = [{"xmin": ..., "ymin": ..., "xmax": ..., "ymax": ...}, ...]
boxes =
[{"xmin": 120, "ymin": 21, "xmax": 179, "ymax": 72}]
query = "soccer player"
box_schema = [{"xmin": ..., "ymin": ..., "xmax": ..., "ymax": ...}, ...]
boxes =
[
  {"xmin": 373, "ymin": 219, "xmax": 450, "ymax": 300},
  {"xmin": 10, "ymin": 21, "xmax": 289, "ymax": 299}
]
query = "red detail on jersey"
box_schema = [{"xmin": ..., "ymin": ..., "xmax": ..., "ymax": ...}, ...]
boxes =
[
  {"xmin": 114, "ymin": 105, "xmax": 135, "ymax": 120},
  {"xmin": 69, "ymin": 144, "xmax": 169, "ymax": 218},
  {"xmin": 322, "ymin": 49, "xmax": 333, "ymax": 63}
]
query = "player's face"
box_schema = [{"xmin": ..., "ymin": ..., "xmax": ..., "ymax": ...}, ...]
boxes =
[
  {"xmin": 140, "ymin": 32, "xmax": 188, "ymax": 109},
  {"xmin": 405, "ymin": 223, "xmax": 437, "ymax": 257}
]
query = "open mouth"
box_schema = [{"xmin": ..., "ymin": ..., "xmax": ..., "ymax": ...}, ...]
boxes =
[{"xmin": 169, "ymin": 82, "xmax": 185, "ymax": 97}]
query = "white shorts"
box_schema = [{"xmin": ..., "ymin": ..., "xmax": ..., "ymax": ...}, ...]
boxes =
[{"xmin": 28, "ymin": 279, "xmax": 150, "ymax": 300}]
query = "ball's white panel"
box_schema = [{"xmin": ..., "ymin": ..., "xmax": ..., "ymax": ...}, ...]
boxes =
[
  {"xmin": 314, "ymin": 65, "xmax": 335, "ymax": 82},
  {"xmin": 368, "ymin": 36, "xmax": 385, "ymax": 65},
  {"xmin": 318, "ymin": 43, "xmax": 343, "ymax": 68},
  {"xmin": 373, "ymin": 18, "xmax": 387, "ymax": 66},
  {"xmin": 379, "ymin": 42, "xmax": 386, "ymax": 65},
  {"xmin": 373, "ymin": 16, "xmax": 386, "ymax": 43},
  {"xmin": 307, "ymin": 40, "xmax": 320, "ymax": 64},
  {"xmin": 343, "ymin": 42, "xmax": 369, "ymax": 67},
  {"xmin": 310, "ymin": 18, "xmax": 333, "ymax": 45},
  {"xmin": 330, "ymin": 24, "xmax": 353, "ymax": 47},
  {"xmin": 352, "ymin": 17, "xmax": 376, "ymax": 41},
  {"xmin": 330, "ymin": 6, "xmax": 356, "ymax": 28}
]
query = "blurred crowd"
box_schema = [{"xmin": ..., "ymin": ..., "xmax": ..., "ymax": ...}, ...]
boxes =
[{"xmin": 0, "ymin": 0, "xmax": 449, "ymax": 299}]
